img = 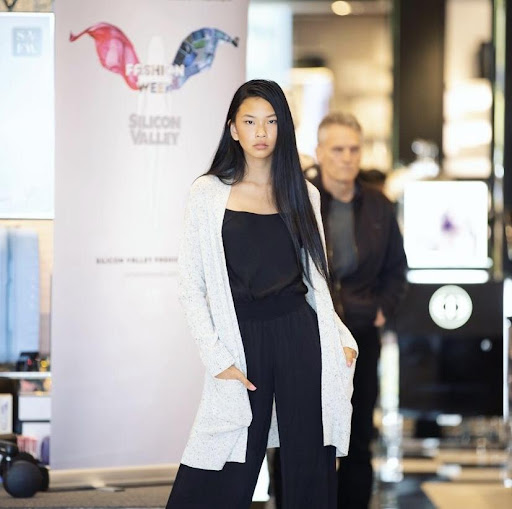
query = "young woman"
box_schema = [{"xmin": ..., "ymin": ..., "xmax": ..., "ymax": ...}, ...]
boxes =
[{"xmin": 166, "ymin": 79, "xmax": 358, "ymax": 509}]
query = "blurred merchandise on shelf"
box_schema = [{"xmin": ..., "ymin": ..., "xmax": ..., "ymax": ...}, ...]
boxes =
[
  {"xmin": 15, "ymin": 351, "xmax": 40, "ymax": 372},
  {"xmin": 0, "ymin": 228, "xmax": 40, "ymax": 364},
  {"xmin": 16, "ymin": 434, "xmax": 39, "ymax": 458},
  {"xmin": 0, "ymin": 393, "xmax": 13, "ymax": 434},
  {"xmin": 0, "ymin": 229, "xmax": 7, "ymax": 364}
]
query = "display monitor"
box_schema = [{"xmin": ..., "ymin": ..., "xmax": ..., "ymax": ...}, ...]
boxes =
[{"xmin": 403, "ymin": 181, "xmax": 488, "ymax": 268}]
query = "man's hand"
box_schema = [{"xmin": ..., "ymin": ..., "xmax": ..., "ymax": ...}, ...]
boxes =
[
  {"xmin": 215, "ymin": 365, "xmax": 257, "ymax": 391},
  {"xmin": 374, "ymin": 307, "xmax": 386, "ymax": 327},
  {"xmin": 343, "ymin": 347, "xmax": 357, "ymax": 367}
]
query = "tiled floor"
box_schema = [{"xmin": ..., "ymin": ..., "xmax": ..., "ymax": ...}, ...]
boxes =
[
  {"xmin": 251, "ymin": 447, "xmax": 512, "ymax": 509},
  {"xmin": 0, "ymin": 473, "xmax": 509, "ymax": 508},
  {"xmin": 251, "ymin": 474, "xmax": 436, "ymax": 509},
  {"xmin": 1, "ymin": 446, "xmax": 508, "ymax": 508},
  {"xmin": 371, "ymin": 475, "xmax": 436, "ymax": 509}
]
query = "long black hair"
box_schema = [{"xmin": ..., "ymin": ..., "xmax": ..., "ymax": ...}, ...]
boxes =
[{"xmin": 206, "ymin": 79, "xmax": 329, "ymax": 283}]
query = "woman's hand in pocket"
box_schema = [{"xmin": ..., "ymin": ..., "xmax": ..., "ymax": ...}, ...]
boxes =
[
  {"xmin": 215, "ymin": 365, "xmax": 257, "ymax": 391},
  {"xmin": 343, "ymin": 347, "xmax": 357, "ymax": 367}
]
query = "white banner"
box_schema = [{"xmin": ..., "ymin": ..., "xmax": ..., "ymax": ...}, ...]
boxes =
[
  {"xmin": 0, "ymin": 13, "xmax": 54, "ymax": 219},
  {"xmin": 52, "ymin": 0, "xmax": 248, "ymax": 469}
]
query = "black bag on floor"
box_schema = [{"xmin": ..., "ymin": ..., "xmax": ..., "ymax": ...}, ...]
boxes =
[{"xmin": 0, "ymin": 439, "xmax": 49, "ymax": 498}]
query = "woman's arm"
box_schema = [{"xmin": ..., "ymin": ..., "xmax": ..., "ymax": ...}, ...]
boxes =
[
  {"xmin": 178, "ymin": 183, "xmax": 236, "ymax": 377},
  {"xmin": 305, "ymin": 181, "xmax": 359, "ymax": 356}
]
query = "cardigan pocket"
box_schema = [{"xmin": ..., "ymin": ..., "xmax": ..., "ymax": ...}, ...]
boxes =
[{"xmin": 193, "ymin": 377, "xmax": 253, "ymax": 434}]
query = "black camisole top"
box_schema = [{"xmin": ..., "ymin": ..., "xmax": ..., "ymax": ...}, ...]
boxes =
[{"xmin": 222, "ymin": 209, "xmax": 307, "ymax": 303}]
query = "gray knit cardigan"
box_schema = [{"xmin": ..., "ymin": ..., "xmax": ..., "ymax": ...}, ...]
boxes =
[{"xmin": 178, "ymin": 175, "xmax": 358, "ymax": 470}]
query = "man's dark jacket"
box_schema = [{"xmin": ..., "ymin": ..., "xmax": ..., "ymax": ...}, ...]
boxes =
[{"xmin": 307, "ymin": 170, "xmax": 408, "ymax": 330}]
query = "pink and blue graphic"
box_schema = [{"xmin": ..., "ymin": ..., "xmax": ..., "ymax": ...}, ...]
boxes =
[
  {"xmin": 70, "ymin": 23, "xmax": 140, "ymax": 89},
  {"xmin": 69, "ymin": 22, "xmax": 239, "ymax": 91}
]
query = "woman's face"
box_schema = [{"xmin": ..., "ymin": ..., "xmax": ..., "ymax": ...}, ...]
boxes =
[{"xmin": 230, "ymin": 97, "xmax": 277, "ymax": 163}]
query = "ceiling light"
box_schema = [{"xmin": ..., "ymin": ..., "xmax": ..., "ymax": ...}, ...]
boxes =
[{"xmin": 331, "ymin": 1, "xmax": 352, "ymax": 16}]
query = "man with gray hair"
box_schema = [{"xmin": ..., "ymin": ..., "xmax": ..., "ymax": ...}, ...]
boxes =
[{"xmin": 312, "ymin": 112, "xmax": 407, "ymax": 508}]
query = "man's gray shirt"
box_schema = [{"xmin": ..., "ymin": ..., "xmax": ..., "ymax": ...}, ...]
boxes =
[{"xmin": 328, "ymin": 198, "xmax": 358, "ymax": 279}]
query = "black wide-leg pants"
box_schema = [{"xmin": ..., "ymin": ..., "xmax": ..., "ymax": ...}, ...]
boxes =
[
  {"xmin": 272, "ymin": 325, "xmax": 380, "ymax": 509},
  {"xmin": 166, "ymin": 295, "xmax": 337, "ymax": 509}
]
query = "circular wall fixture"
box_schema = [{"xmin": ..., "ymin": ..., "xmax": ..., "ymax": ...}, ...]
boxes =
[
  {"xmin": 428, "ymin": 285, "xmax": 473, "ymax": 330},
  {"xmin": 331, "ymin": 1, "xmax": 352, "ymax": 16}
]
